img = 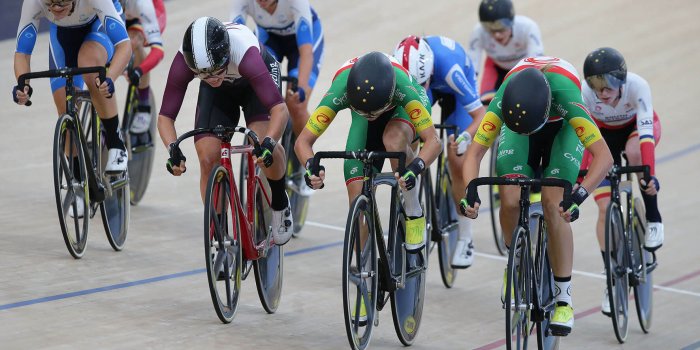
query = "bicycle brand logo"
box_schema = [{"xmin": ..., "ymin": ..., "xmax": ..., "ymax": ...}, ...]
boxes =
[
  {"xmin": 482, "ymin": 121, "xmax": 496, "ymax": 132},
  {"xmin": 409, "ymin": 109, "xmax": 422, "ymax": 119}
]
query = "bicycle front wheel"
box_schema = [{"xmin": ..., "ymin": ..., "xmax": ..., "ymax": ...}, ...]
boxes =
[
  {"xmin": 631, "ymin": 197, "xmax": 653, "ymax": 332},
  {"xmin": 204, "ymin": 166, "xmax": 242, "ymax": 323},
  {"xmin": 100, "ymin": 154, "xmax": 130, "ymax": 250},
  {"xmin": 605, "ymin": 201, "xmax": 629, "ymax": 343},
  {"xmin": 53, "ymin": 114, "xmax": 90, "ymax": 259},
  {"xmin": 253, "ymin": 174, "xmax": 284, "ymax": 313},
  {"xmin": 505, "ymin": 226, "xmax": 532, "ymax": 350},
  {"xmin": 531, "ymin": 214, "xmax": 559, "ymax": 349},
  {"xmin": 342, "ymin": 194, "xmax": 378, "ymax": 350}
]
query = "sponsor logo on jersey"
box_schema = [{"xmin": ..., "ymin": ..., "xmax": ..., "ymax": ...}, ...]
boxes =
[
  {"xmin": 564, "ymin": 153, "xmax": 581, "ymax": 167},
  {"xmin": 316, "ymin": 113, "xmax": 330, "ymax": 124},
  {"xmin": 513, "ymin": 165, "xmax": 523, "ymax": 171},
  {"xmin": 575, "ymin": 126, "xmax": 585, "ymax": 137},
  {"xmin": 332, "ymin": 94, "xmax": 347, "ymax": 106},
  {"xmin": 550, "ymin": 168, "xmax": 560, "ymax": 175},
  {"xmin": 482, "ymin": 121, "xmax": 497, "ymax": 132},
  {"xmin": 409, "ymin": 108, "xmax": 422, "ymax": 119},
  {"xmin": 350, "ymin": 166, "xmax": 358, "ymax": 175},
  {"xmin": 497, "ymin": 149, "xmax": 514, "ymax": 158},
  {"xmin": 395, "ymin": 90, "xmax": 406, "ymax": 102}
]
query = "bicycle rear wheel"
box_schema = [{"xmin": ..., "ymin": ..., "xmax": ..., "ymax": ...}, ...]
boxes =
[
  {"xmin": 253, "ymin": 174, "xmax": 284, "ymax": 313},
  {"xmin": 531, "ymin": 215, "xmax": 559, "ymax": 349},
  {"xmin": 342, "ymin": 194, "xmax": 378, "ymax": 350},
  {"xmin": 284, "ymin": 131, "xmax": 309, "ymax": 236},
  {"xmin": 126, "ymin": 88, "xmax": 157, "ymax": 205},
  {"xmin": 631, "ymin": 197, "xmax": 653, "ymax": 333},
  {"xmin": 391, "ymin": 213, "xmax": 427, "ymax": 346},
  {"xmin": 605, "ymin": 202, "xmax": 629, "ymax": 343},
  {"xmin": 53, "ymin": 114, "xmax": 90, "ymax": 259},
  {"xmin": 489, "ymin": 141, "xmax": 507, "ymax": 255},
  {"xmin": 433, "ymin": 170, "xmax": 459, "ymax": 288},
  {"xmin": 204, "ymin": 166, "xmax": 242, "ymax": 323},
  {"xmin": 505, "ymin": 226, "xmax": 532, "ymax": 350}
]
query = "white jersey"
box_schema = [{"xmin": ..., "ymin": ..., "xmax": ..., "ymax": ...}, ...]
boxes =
[
  {"xmin": 120, "ymin": 0, "xmax": 162, "ymax": 45},
  {"xmin": 18, "ymin": 0, "xmax": 125, "ymax": 29},
  {"xmin": 467, "ymin": 15, "xmax": 544, "ymax": 73},
  {"xmin": 229, "ymin": 0, "xmax": 312, "ymax": 37},
  {"xmin": 222, "ymin": 23, "xmax": 262, "ymax": 81},
  {"xmin": 582, "ymin": 72, "xmax": 655, "ymax": 135}
]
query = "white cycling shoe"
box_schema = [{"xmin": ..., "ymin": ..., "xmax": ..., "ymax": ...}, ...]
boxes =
[
  {"xmin": 69, "ymin": 193, "xmax": 85, "ymax": 219},
  {"xmin": 105, "ymin": 149, "xmax": 128, "ymax": 173},
  {"xmin": 451, "ymin": 239, "xmax": 474, "ymax": 269},
  {"xmin": 272, "ymin": 193, "xmax": 293, "ymax": 245},
  {"xmin": 645, "ymin": 222, "xmax": 664, "ymax": 251},
  {"xmin": 129, "ymin": 108, "xmax": 152, "ymax": 134}
]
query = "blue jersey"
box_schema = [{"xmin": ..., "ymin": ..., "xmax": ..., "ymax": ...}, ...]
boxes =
[{"xmin": 424, "ymin": 36, "xmax": 482, "ymax": 114}]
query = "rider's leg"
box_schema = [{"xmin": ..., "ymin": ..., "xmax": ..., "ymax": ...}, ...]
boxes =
[
  {"xmin": 195, "ymin": 136, "xmax": 222, "ymax": 203},
  {"xmin": 127, "ymin": 29, "xmax": 153, "ymax": 134},
  {"xmin": 383, "ymin": 119, "xmax": 421, "ymax": 217},
  {"xmin": 625, "ymin": 132, "xmax": 663, "ymax": 249}
]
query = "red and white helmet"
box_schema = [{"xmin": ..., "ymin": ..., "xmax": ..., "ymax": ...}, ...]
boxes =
[{"xmin": 393, "ymin": 35, "xmax": 434, "ymax": 85}]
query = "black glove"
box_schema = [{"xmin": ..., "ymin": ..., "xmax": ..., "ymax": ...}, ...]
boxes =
[
  {"xmin": 12, "ymin": 84, "xmax": 33, "ymax": 104},
  {"xmin": 304, "ymin": 158, "xmax": 325, "ymax": 189},
  {"xmin": 562, "ymin": 186, "xmax": 589, "ymax": 222},
  {"xmin": 459, "ymin": 192, "xmax": 481, "ymax": 216},
  {"xmin": 97, "ymin": 77, "xmax": 115, "ymax": 98},
  {"xmin": 128, "ymin": 67, "xmax": 143, "ymax": 86},
  {"xmin": 255, "ymin": 136, "xmax": 276, "ymax": 168},
  {"xmin": 166, "ymin": 142, "xmax": 186, "ymax": 175},
  {"xmin": 401, "ymin": 157, "xmax": 426, "ymax": 191},
  {"xmin": 640, "ymin": 175, "xmax": 660, "ymax": 192}
]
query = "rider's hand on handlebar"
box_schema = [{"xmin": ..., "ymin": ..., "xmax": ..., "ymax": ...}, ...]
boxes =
[
  {"xmin": 559, "ymin": 186, "xmax": 588, "ymax": 222},
  {"xmin": 286, "ymin": 85, "xmax": 307, "ymax": 103},
  {"xmin": 459, "ymin": 192, "xmax": 481, "ymax": 219},
  {"xmin": 450, "ymin": 130, "xmax": 472, "ymax": 156},
  {"xmin": 95, "ymin": 77, "xmax": 115, "ymax": 98},
  {"xmin": 166, "ymin": 142, "xmax": 187, "ymax": 176},
  {"xmin": 128, "ymin": 67, "xmax": 143, "ymax": 87},
  {"xmin": 304, "ymin": 158, "xmax": 325, "ymax": 190},
  {"xmin": 254, "ymin": 137, "xmax": 276, "ymax": 168},
  {"xmin": 396, "ymin": 158, "xmax": 426, "ymax": 191},
  {"xmin": 12, "ymin": 84, "xmax": 32, "ymax": 105},
  {"xmin": 640, "ymin": 176, "xmax": 659, "ymax": 196}
]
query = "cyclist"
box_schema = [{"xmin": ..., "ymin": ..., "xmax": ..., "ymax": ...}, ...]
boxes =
[
  {"xmin": 119, "ymin": 0, "xmax": 166, "ymax": 134},
  {"xmin": 467, "ymin": 0, "xmax": 544, "ymax": 104},
  {"xmin": 14, "ymin": 0, "xmax": 132, "ymax": 176},
  {"xmin": 157, "ymin": 17, "xmax": 294, "ymax": 245},
  {"xmin": 231, "ymin": 0, "xmax": 323, "ymax": 139},
  {"xmin": 578, "ymin": 47, "xmax": 664, "ymax": 315},
  {"xmin": 393, "ymin": 35, "xmax": 486, "ymax": 269},
  {"xmin": 295, "ymin": 51, "xmax": 442, "ymax": 252},
  {"xmin": 460, "ymin": 56, "xmax": 613, "ymax": 336}
]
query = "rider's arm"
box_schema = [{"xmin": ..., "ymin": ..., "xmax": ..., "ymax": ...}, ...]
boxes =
[
  {"xmin": 291, "ymin": 0, "xmax": 315, "ymax": 93},
  {"xmin": 631, "ymin": 76, "xmax": 657, "ymax": 176},
  {"xmin": 133, "ymin": 0, "xmax": 165, "ymax": 74},
  {"xmin": 14, "ymin": 1, "xmax": 42, "ymax": 80},
  {"xmin": 157, "ymin": 52, "xmax": 196, "ymax": 146},
  {"xmin": 238, "ymin": 46, "xmax": 287, "ymax": 141},
  {"xmin": 449, "ymin": 55, "xmax": 486, "ymax": 137},
  {"xmin": 94, "ymin": 0, "xmax": 131, "ymax": 82}
]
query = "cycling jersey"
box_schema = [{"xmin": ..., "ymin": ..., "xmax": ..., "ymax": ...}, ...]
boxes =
[
  {"xmin": 230, "ymin": 0, "xmax": 323, "ymax": 87},
  {"xmin": 160, "ymin": 23, "xmax": 283, "ymax": 122},
  {"xmin": 582, "ymin": 72, "xmax": 659, "ymax": 175},
  {"xmin": 475, "ymin": 56, "xmax": 602, "ymax": 183},
  {"xmin": 305, "ymin": 53, "xmax": 433, "ymax": 183},
  {"xmin": 422, "ymin": 35, "xmax": 481, "ymax": 135},
  {"xmin": 121, "ymin": 0, "xmax": 165, "ymax": 74}
]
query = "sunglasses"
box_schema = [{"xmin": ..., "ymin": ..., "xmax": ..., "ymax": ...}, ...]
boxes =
[
  {"xmin": 197, "ymin": 67, "xmax": 227, "ymax": 80},
  {"xmin": 45, "ymin": 1, "xmax": 73, "ymax": 9}
]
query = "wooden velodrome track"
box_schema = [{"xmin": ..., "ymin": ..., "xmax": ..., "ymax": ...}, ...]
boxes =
[{"xmin": 1, "ymin": 0, "xmax": 699, "ymax": 349}]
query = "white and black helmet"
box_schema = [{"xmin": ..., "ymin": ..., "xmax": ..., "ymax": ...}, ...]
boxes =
[{"xmin": 182, "ymin": 17, "xmax": 230, "ymax": 74}]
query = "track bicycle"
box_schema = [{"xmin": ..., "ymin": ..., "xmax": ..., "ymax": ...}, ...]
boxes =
[
  {"xmin": 18, "ymin": 67, "xmax": 130, "ymax": 258},
  {"xmin": 169, "ymin": 126, "xmax": 283, "ymax": 324},
  {"xmin": 312, "ymin": 151, "xmax": 427, "ymax": 350},
  {"xmin": 598, "ymin": 164, "xmax": 656, "ymax": 343},
  {"xmin": 121, "ymin": 59, "xmax": 157, "ymax": 205},
  {"xmin": 464, "ymin": 177, "xmax": 572, "ymax": 349},
  {"xmin": 418, "ymin": 124, "xmax": 460, "ymax": 288}
]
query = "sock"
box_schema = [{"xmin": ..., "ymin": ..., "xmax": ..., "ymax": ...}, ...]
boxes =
[
  {"xmin": 457, "ymin": 216, "xmax": 473, "ymax": 241},
  {"xmin": 102, "ymin": 115, "xmax": 125, "ymax": 150},
  {"xmin": 402, "ymin": 185, "xmax": 423, "ymax": 218},
  {"xmin": 268, "ymin": 176, "xmax": 288, "ymax": 211},
  {"xmin": 137, "ymin": 87, "xmax": 150, "ymax": 106},
  {"xmin": 553, "ymin": 275, "xmax": 572, "ymax": 306},
  {"xmin": 641, "ymin": 191, "xmax": 662, "ymax": 223}
]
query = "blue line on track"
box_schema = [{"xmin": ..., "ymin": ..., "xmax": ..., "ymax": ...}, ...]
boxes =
[
  {"xmin": 1, "ymin": 142, "xmax": 698, "ymax": 311},
  {"xmin": 681, "ymin": 340, "xmax": 700, "ymax": 350}
]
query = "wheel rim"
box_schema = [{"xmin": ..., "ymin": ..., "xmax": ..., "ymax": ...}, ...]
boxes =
[
  {"xmin": 204, "ymin": 168, "xmax": 241, "ymax": 323},
  {"xmin": 606, "ymin": 203, "xmax": 629, "ymax": 342}
]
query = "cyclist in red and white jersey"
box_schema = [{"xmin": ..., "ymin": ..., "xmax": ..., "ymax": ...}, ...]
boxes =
[
  {"xmin": 467, "ymin": 0, "xmax": 544, "ymax": 104},
  {"xmin": 119, "ymin": 0, "xmax": 166, "ymax": 134},
  {"xmin": 578, "ymin": 47, "xmax": 664, "ymax": 315}
]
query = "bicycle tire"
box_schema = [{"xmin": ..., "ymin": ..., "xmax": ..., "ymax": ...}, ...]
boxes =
[
  {"xmin": 434, "ymin": 170, "xmax": 459, "ymax": 288},
  {"xmin": 505, "ymin": 226, "xmax": 532, "ymax": 350},
  {"xmin": 204, "ymin": 165, "xmax": 242, "ymax": 323},
  {"xmin": 631, "ymin": 197, "xmax": 653, "ymax": 333},
  {"xmin": 253, "ymin": 174, "xmax": 284, "ymax": 313},
  {"xmin": 391, "ymin": 203, "xmax": 427, "ymax": 345},
  {"xmin": 281, "ymin": 122, "xmax": 309, "ymax": 236},
  {"xmin": 342, "ymin": 194, "xmax": 378, "ymax": 350},
  {"xmin": 126, "ymin": 88, "xmax": 157, "ymax": 206},
  {"xmin": 53, "ymin": 114, "xmax": 90, "ymax": 259},
  {"xmin": 489, "ymin": 142, "xmax": 507, "ymax": 255},
  {"xmin": 605, "ymin": 201, "xmax": 629, "ymax": 343},
  {"xmin": 95, "ymin": 124, "xmax": 130, "ymax": 251}
]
